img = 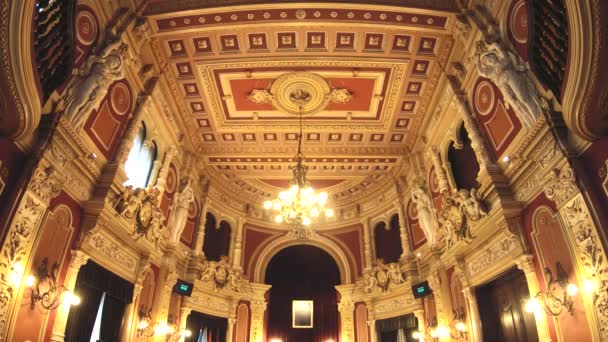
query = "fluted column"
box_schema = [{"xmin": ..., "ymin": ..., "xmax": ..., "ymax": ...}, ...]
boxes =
[
  {"xmin": 154, "ymin": 146, "xmax": 178, "ymax": 198},
  {"xmin": 462, "ymin": 287, "xmax": 482, "ymax": 342},
  {"xmin": 452, "ymin": 94, "xmax": 492, "ymax": 172},
  {"xmin": 232, "ymin": 217, "xmax": 245, "ymax": 270},
  {"xmin": 413, "ymin": 310, "xmax": 426, "ymax": 339},
  {"xmin": 49, "ymin": 250, "xmax": 90, "ymax": 342},
  {"xmin": 177, "ymin": 306, "xmax": 192, "ymax": 342},
  {"xmin": 395, "ymin": 200, "xmax": 412, "ymax": 260},
  {"xmin": 361, "ymin": 218, "xmax": 373, "ymax": 271},
  {"xmin": 193, "ymin": 196, "xmax": 209, "ymax": 258},
  {"xmin": 428, "ymin": 146, "xmax": 450, "ymax": 193},
  {"xmin": 516, "ymin": 255, "xmax": 552, "ymax": 342},
  {"xmin": 427, "ymin": 268, "xmax": 454, "ymax": 342}
]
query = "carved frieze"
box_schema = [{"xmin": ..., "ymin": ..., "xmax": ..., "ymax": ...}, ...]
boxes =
[
  {"xmin": 86, "ymin": 232, "xmax": 138, "ymax": 274},
  {"xmin": 374, "ymin": 297, "xmax": 415, "ymax": 315},
  {"xmin": 468, "ymin": 235, "xmax": 519, "ymax": 277},
  {"xmin": 364, "ymin": 259, "xmax": 405, "ymax": 293},
  {"xmin": 199, "ymin": 256, "xmax": 241, "ymax": 292}
]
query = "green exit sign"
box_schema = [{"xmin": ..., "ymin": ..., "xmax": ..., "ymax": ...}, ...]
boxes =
[
  {"xmin": 180, "ymin": 284, "xmax": 190, "ymax": 291},
  {"xmin": 417, "ymin": 287, "xmax": 425, "ymax": 293}
]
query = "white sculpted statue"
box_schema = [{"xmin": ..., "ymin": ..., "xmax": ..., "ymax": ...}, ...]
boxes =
[
  {"xmin": 168, "ymin": 177, "xmax": 195, "ymax": 245},
  {"xmin": 63, "ymin": 38, "xmax": 129, "ymax": 128},
  {"xmin": 475, "ymin": 41, "xmax": 543, "ymax": 130},
  {"xmin": 411, "ymin": 183, "xmax": 440, "ymax": 246}
]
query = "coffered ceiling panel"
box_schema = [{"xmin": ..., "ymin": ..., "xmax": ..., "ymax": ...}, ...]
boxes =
[{"xmin": 147, "ymin": 3, "xmax": 454, "ymax": 201}]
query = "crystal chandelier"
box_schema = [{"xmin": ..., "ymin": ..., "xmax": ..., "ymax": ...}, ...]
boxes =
[{"xmin": 263, "ymin": 93, "xmax": 334, "ymax": 228}]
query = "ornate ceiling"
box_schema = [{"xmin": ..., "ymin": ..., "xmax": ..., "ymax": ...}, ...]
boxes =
[{"xmin": 145, "ymin": 3, "xmax": 457, "ymax": 203}]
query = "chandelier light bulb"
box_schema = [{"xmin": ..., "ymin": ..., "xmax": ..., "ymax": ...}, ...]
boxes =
[
  {"xmin": 264, "ymin": 201, "xmax": 273, "ymax": 209},
  {"xmin": 272, "ymin": 202, "xmax": 282, "ymax": 210},
  {"xmin": 303, "ymin": 217, "xmax": 311, "ymax": 226},
  {"xmin": 325, "ymin": 208, "xmax": 334, "ymax": 217},
  {"xmin": 311, "ymin": 208, "xmax": 319, "ymax": 217},
  {"xmin": 566, "ymin": 283, "xmax": 579, "ymax": 296},
  {"xmin": 318, "ymin": 192, "xmax": 328, "ymax": 205},
  {"xmin": 275, "ymin": 215, "xmax": 283, "ymax": 223}
]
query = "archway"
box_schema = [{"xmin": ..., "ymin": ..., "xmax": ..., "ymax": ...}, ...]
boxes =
[{"xmin": 265, "ymin": 245, "xmax": 340, "ymax": 342}]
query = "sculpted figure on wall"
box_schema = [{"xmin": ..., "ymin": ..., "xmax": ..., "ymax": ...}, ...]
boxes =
[
  {"xmin": 439, "ymin": 188, "xmax": 487, "ymax": 248},
  {"xmin": 167, "ymin": 177, "xmax": 195, "ymax": 245},
  {"xmin": 475, "ymin": 41, "xmax": 543, "ymax": 130},
  {"xmin": 364, "ymin": 259, "xmax": 405, "ymax": 293},
  {"xmin": 200, "ymin": 256, "xmax": 241, "ymax": 292},
  {"xmin": 62, "ymin": 38, "xmax": 129, "ymax": 128},
  {"xmin": 411, "ymin": 183, "xmax": 440, "ymax": 246},
  {"xmin": 115, "ymin": 186, "xmax": 165, "ymax": 245}
]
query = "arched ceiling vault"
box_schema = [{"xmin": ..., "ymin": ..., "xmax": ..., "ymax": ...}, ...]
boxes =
[{"xmin": 143, "ymin": 1, "xmax": 458, "ymax": 202}]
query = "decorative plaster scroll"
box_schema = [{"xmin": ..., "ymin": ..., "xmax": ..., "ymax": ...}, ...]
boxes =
[
  {"xmin": 439, "ymin": 188, "xmax": 487, "ymax": 248},
  {"xmin": 374, "ymin": 297, "xmax": 415, "ymax": 315},
  {"xmin": 561, "ymin": 195, "xmax": 608, "ymax": 340},
  {"xmin": 199, "ymin": 256, "xmax": 241, "ymax": 292},
  {"xmin": 543, "ymin": 167, "xmax": 577, "ymax": 207},
  {"xmin": 467, "ymin": 235, "xmax": 519, "ymax": 277},
  {"xmin": 86, "ymin": 232, "xmax": 137, "ymax": 274},
  {"xmin": 29, "ymin": 166, "xmax": 64, "ymax": 202}
]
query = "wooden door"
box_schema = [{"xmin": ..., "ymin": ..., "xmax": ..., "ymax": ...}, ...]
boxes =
[{"xmin": 477, "ymin": 268, "xmax": 539, "ymax": 342}]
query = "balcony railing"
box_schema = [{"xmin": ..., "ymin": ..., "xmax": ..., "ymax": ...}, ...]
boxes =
[
  {"xmin": 34, "ymin": 0, "xmax": 75, "ymax": 102},
  {"xmin": 528, "ymin": 0, "xmax": 568, "ymax": 101}
]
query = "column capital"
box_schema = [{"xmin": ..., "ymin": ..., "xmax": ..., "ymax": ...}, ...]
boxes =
[
  {"xmin": 69, "ymin": 249, "xmax": 90, "ymax": 269},
  {"xmin": 516, "ymin": 254, "xmax": 535, "ymax": 274}
]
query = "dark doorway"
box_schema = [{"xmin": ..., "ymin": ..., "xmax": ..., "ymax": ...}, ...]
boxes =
[
  {"xmin": 185, "ymin": 311, "xmax": 227, "ymax": 342},
  {"xmin": 265, "ymin": 245, "xmax": 340, "ymax": 342},
  {"xmin": 476, "ymin": 267, "xmax": 539, "ymax": 342},
  {"xmin": 376, "ymin": 313, "xmax": 419, "ymax": 342}
]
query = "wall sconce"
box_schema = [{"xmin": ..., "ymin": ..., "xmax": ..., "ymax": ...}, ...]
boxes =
[
  {"xmin": 525, "ymin": 262, "xmax": 578, "ymax": 316},
  {"xmin": 25, "ymin": 258, "xmax": 80, "ymax": 310},
  {"xmin": 412, "ymin": 312, "xmax": 468, "ymax": 341},
  {"xmin": 136, "ymin": 311, "xmax": 191, "ymax": 340}
]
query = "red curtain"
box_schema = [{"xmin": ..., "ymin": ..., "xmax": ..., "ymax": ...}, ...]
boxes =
[{"xmin": 265, "ymin": 245, "xmax": 340, "ymax": 342}]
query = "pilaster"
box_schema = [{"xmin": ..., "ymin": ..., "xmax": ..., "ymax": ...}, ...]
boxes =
[
  {"xmin": 361, "ymin": 218, "xmax": 373, "ymax": 271},
  {"xmin": 516, "ymin": 255, "xmax": 552, "ymax": 342},
  {"xmin": 49, "ymin": 250, "xmax": 90, "ymax": 342}
]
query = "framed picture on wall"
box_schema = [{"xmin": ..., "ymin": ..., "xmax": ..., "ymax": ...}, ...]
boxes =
[{"xmin": 292, "ymin": 300, "xmax": 313, "ymax": 328}]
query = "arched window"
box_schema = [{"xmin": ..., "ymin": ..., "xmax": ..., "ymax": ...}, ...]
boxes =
[
  {"xmin": 373, "ymin": 215, "xmax": 403, "ymax": 264},
  {"xmin": 448, "ymin": 124, "xmax": 480, "ymax": 190},
  {"xmin": 124, "ymin": 124, "xmax": 157, "ymax": 189}
]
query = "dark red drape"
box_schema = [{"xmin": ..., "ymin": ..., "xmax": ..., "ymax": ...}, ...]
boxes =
[
  {"xmin": 374, "ymin": 215, "xmax": 403, "ymax": 263},
  {"xmin": 265, "ymin": 245, "xmax": 340, "ymax": 342}
]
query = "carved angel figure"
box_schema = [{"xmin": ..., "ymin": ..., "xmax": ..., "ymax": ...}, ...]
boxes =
[
  {"xmin": 475, "ymin": 41, "xmax": 543, "ymax": 130},
  {"xmin": 364, "ymin": 272, "xmax": 378, "ymax": 294},
  {"xmin": 227, "ymin": 269, "xmax": 241, "ymax": 291},
  {"xmin": 458, "ymin": 188, "xmax": 488, "ymax": 221},
  {"xmin": 63, "ymin": 38, "xmax": 130, "ymax": 128},
  {"xmin": 387, "ymin": 263, "xmax": 405, "ymax": 284},
  {"xmin": 167, "ymin": 177, "xmax": 195, "ymax": 245},
  {"xmin": 201, "ymin": 261, "xmax": 218, "ymax": 281},
  {"xmin": 119, "ymin": 188, "xmax": 145, "ymax": 219},
  {"xmin": 411, "ymin": 183, "xmax": 440, "ymax": 246}
]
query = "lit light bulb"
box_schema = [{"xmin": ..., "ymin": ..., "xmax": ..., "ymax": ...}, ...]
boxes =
[
  {"xmin": 138, "ymin": 320, "xmax": 149, "ymax": 330},
  {"xmin": 65, "ymin": 291, "xmax": 81, "ymax": 306},
  {"xmin": 437, "ymin": 325, "xmax": 450, "ymax": 338},
  {"xmin": 412, "ymin": 331, "xmax": 421, "ymax": 339},
  {"xmin": 279, "ymin": 191, "xmax": 287, "ymax": 200},
  {"xmin": 430, "ymin": 329, "xmax": 438, "ymax": 338},
  {"xmin": 272, "ymin": 202, "xmax": 282, "ymax": 210},
  {"xmin": 455, "ymin": 321, "xmax": 466, "ymax": 332},
  {"xmin": 302, "ymin": 187, "xmax": 313, "ymax": 197},
  {"xmin": 8, "ymin": 263, "xmax": 24, "ymax": 287},
  {"xmin": 303, "ymin": 217, "xmax": 311, "ymax": 226},
  {"xmin": 264, "ymin": 201, "xmax": 273, "ymax": 210},
  {"xmin": 184, "ymin": 329, "xmax": 192, "ymax": 337},
  {"xmin": 274, "ymin": 215, "xmax": 283, "ymax": 223},
  {"xmin": 289, "ymin": 210, "xmax": 296, "ymax": 218},
  {"xmin": 24, "ymin": 275, "xmax": 36, "ymax": 288},
  {"xmin": 289, "ymin": 185, "xmax": 299, "ymax": 194},
  {"xmin": 566, "ymin": 283, "xmax": 579, "ymax": 296},
  {"xmin": 311, "ymin": 208, "xmax": 319, "ymax": 217},
  {"xmin": 583, "ymin": 278, "xmax": 599, "ymax": 293},
  {"xmin": 525, "ymin": 297, "xmax": 542, "ymax": 314},
  {"xmin": 325, "ymin": 208, "xmax": 334, "ymax": 217},
  {"xmin": 318, "ymin": 192, "xmax": 328, "ymax": 205}
]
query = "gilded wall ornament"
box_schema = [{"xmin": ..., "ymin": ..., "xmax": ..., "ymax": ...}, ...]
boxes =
[
  {"xmin": 114, "ymin": 186, "xmax": 165, "ymax": 245},
  {"xmin": 363, "ymin": 259, "xmax": 405, "ymax": 293},
  {"xmin": 200, "ymin": 256, "xmax": 241, "ymax": 292}
]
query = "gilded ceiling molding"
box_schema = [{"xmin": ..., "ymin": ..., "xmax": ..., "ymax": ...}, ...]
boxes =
[{"xmin": 0, "ymin": 0, "xmax": 42, "ymax": 145}]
